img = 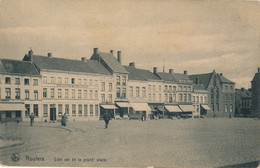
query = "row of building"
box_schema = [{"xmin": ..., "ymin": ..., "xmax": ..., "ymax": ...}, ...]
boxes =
[{"xmin": 1, "ymin": 47, "xmax": 252, "ymax": 122}]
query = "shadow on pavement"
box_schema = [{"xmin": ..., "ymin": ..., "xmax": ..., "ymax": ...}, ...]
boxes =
[{"xmin": 219, "ymin": 160, "xmax": 259, "ymax": 168}]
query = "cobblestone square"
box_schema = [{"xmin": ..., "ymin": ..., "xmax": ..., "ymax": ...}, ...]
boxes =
[{"xmin": 0, "ymin": 118, "xmax": 259, "ymax": 167}]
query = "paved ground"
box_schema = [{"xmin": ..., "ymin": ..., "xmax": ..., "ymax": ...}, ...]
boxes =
[{"xmin": 0, "ymin": 118, "xmax": 259, "ymax": 167}]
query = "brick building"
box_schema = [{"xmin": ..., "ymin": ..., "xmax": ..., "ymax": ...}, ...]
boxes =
[
  {"xmin": 251, "ymin": 67, "xmax": 260, "ymax": 117},
  {"xmin": 235, "ymin": 88, "xmax": 252, "ymax": 117}
]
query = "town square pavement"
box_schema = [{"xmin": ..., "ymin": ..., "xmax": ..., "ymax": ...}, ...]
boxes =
[{"xmin": 0, "ymin": 118, "xmax": 259, "ymax": 167}]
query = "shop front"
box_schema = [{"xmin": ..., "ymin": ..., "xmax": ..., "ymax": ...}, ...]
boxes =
[
  {"xmin": 0, "ymin": 102, "xmax": 25, "ymax": 122},
  {"xmin": 164, "ymin": 105, "xmax": 182, "ymax": 119},
  {"xmin": 129, "ymin": 103, "xmax": 151, "ymax": 120},
  {"xmin": 100, "ymin": 104, "xmax": 118, "ymax": 119}
]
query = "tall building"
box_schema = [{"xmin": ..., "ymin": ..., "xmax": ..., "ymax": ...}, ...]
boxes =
[
  {"xmin": 235, "ymin": 88, "xmax": 252, "ymax": 117},
  {"xmin": 189, "ymin": 70, "xmax": 235, "ymax": 118},
  {"xmin": 251, "ymin": 67, "xmax": 260, "ymax": 117},
  {"xmin": 0, "ymin": 59, "xmax": 41, "ymax": 122}
]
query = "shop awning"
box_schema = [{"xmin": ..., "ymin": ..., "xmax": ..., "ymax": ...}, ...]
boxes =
[
  {"xmin": 130, "ymin": 103, "xmax": 151, "ymax": 111},
  {"xmin": 157, "ymin": 105, "xmax": 164, "ymax": 111},
  {"xmin": 0, "ymin": 103, "xmax": 26, "ymax": 111},
  {"xmin": 149, "ymin": 105, "xmax": 156, "ymax": 111},
  {"xmin": 101, "ymin": 105, "xmax": 118, "ymax": 109},
  {"xmin": 116, "ymin": 102, "xmax": 132, "ymax": 108},
  {"xmin": 179, "ymin": 105, "xmax": 194, "ymax": 112},
  {"xmin": 201, "ymin": 105, "xmax": 211, "ymax": 111},
  {"xmin": 165, "ymin": 105, "xmax": 182, "ymax": 112}
]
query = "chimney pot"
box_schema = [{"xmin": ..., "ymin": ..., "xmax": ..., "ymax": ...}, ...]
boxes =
[
  {"xmin": 117, "ymin": 51, "xmax": 122, "ymax": 64},
  {"xmin": 93, "ymin": 48, "xmax": 98, "ymax": 54},
  {"xmin": 241, "ymin": 87, "xmax": 245, "ymax": 91},
  {"xmin": 153, "ymin": 67, "xmax": 157, "ymax": 74},
  {"xmin": 129, "ymin": 62, "xmax": 135, "ymax": 67},
  {"xmin": 81, "ymin": 57, "xmax": 87, "ymax": 62},
  {"xmin": 220, "ymin": 73, "xmax": 223, "ymax": 76},
  {"xmin": 110, "ymin": 50, "xmax": 114, "ymax": 55},
  {"xmin": 184, "ymin": 70, "xmax": 187, "ymax": 75},
  {"xmin": 169, "ymin": 69, "xmax": 173, "ymax": 74},
  {"xmin": 258, "ymin": 67, "xmax": 260, "ymax": 73},
  {"xmin": 47, "ymin": 53, "xmax": 52, "ymax": 57},
  {"xmin": 28, "ymin": 50, "xmax": 33, "ymax": 57}
]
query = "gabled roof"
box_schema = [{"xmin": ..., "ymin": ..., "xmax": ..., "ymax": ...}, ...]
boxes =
[
  {"xmin": 171, "ymin": 73, "xmax": 192, "ymax": 83},
  {"xmin": 193, "ymin": 84, "xmax": 206, "ymax": 90},
  {"xmin": 23, "ymin": 54, "xmax": 111, "ymax": 75},
  {"xmin": 156, "ymin": 72, "xmax": 177, "ymax": 82},
  {"xmin": 90, "ymin": 52, "xmax": 128, "ymax": 74},
  {"xmin": 218, "ymin": 74, "xmax": 235, "ymax": 84},
  {"xmin": 124, "ymin": 66, "xmax": 161, "ymax": 81},
  {"xmin": 189, "ymin": 73, "xmax": 213, "ymax": 89},
  {"xmin": 0, "ymin": 59, "xmax": 40, "ymax": 76},
  {"xmin": 235, "ymin": 89, "xmax": 251, "ymax": 98}
]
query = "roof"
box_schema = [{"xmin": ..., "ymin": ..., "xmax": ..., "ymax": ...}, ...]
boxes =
[
  {"xmin": 156, "ymin": 72, "xmax": 192, "ymax": 84},
  {"xmin": 24, "ymin": 55, "xmax": 111, "ymax": 75},
  {"xmin": 0, "ymin": 59, "xmax": 40, "ymax": 76},
  {"xmin": 156, "ymin": 72, "xmax": 177, "ymax": 82},
  {"xmin": 90, "ymin": 52, "xmax": 128, "ymax": 74},
  {"xmin": 189, "ymin": 73, "xmax": 213, "ymax": 89},
  {"xmin": 124, "ymin": 66, "xmax": 161, "ymax": 81},
  {"xmin": 171, "ymin": 73, "xmax": 192, "ymax": 83},
  {"xmin": 235, "ymin": 89, "xmax": 252, "ymax": 98},
  {"xmin": 193, "ymin": 84, "xmax": 205, "ymax": 90},
  {"xmin": 218, "ymin": 74, "xmax": 235, "ymax": 84}
]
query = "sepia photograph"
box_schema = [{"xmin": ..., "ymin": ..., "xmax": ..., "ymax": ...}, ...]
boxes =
[{"xmin": 0, "ymin": 0, "xmax": 260, "ymax": 167}]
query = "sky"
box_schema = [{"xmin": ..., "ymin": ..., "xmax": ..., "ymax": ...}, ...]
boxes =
[{"xmin": 0, "ymin": 0, "xmax": 259, "ymax": 89}]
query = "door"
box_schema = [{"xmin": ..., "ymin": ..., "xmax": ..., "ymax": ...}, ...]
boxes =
[{"xmin": 50, "ymin": 108, "xmax": 56, "ymax": 121}]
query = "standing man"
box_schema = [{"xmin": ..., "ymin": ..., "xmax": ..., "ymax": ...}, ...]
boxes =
[
  {"xmin": 103, "ymin": 111, "xmax": 110, "ymax": 129},
  {"xmin": 30, "ymin": 113, "xmax": 34, "ymax": 126}
]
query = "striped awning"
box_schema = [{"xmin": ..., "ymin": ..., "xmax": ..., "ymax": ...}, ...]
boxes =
[
  {"xmin": 201, "ymin": 105, "xmax": 211, "ymax": 110},
  {"xmin": 165, "ymin": 105, "xmax": 182, "ymax": 112},
  {"xmin": 101, "ymin": 105, "xmax": 118, "ymax": 109},
  {"xmin": 130, "ymin": 103, "xmax": 151, "ymax": 112},
  {"xmin": 116, "ymin": 102, "xmax": 132, "ymax": 108},
  {"xmin": 179, "ymin": 105, "xmax": 194, "ymax": 112},
  {"xmin": 0, "ymin": 103, "xmax": 26, "ymax": 111}
]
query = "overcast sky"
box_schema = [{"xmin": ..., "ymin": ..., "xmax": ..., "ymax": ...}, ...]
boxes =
[{"xmin": 0, "ymin": 0, "xmax": 259, "ymax": 89}]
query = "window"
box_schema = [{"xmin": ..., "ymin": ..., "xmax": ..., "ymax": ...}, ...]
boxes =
[
  {"xmin": 78, "ymin": 105, "xmax": 82, "ymax": 116},
  {"xmin": 216, "ymin": 89, "xmax": 219, "ymax": 101},
  {"xmin": 188, "ymin": 94, "xmax": 191, "ymax": 103},
  {"xmin": 65, "ymin": 104, "xmax": 69, "ymax": 115},
  {"xmin": 122, "ymin": 76, "xmax": 126, "ymax": 86},
  {"xmin": 173, "ymin": 94, "xmax": 176, "ymax": 102},
  {"xmin": 116, "ymin": 76, "xmax": 120, "ymax": 85},
  {"xmin": 230, "ymin": 95, "xmax": 233, "ymax": 101},
  {"xmin": 149, "ymin": 85, "xmax": 151, "ymax": 91},
  {"xmin": 72, "ymin": 104, "xmax": 76, "ymax": 116},
  {"xmin": 94, "ymin": 90, "xmax": 98, "ymax": 99},
  {"xmin": 225, "ymin": 85, "xmax": 228, "ymax": 91},
  {"xmin": 193, "ymin": 96, "xmax": 195, "ymax": 103},
  {"xmin": 84, "ymin": 90, "xmax": 87, "ymax": 99},
  {"xmin": 179, "ymin": 86, "xmax": 182, "ymax": 91},
  {"xmin": 216, "ymin": 103, "xmax": 219, "ymax": 111},
  {"xmin": 43, "ymin": 76, "xmax": 47, "ymax": 83},
  {"xmin": 15, "ymin": 78, "xmax": 20, "ymax": 85},
  {"xmin": 205, "ymin": 96, "xmax": 208, "ymax": 104},
  {"xmin": 165, "ymin": 85, "xmax": 168, "ymax": 91},
  {"xmin": 184, "ymin": 86, "xmax": 187, "ymax": 91},
  {"xmin": 129, "ymin": 86, "xmax": 133, "ymax": 97},
  {"xmin": 65, "ymin": 78, "xmax": 68, "ymax": 84},
  {"xmin": 169, "ymin": 86, "xmax": 172, "ymax": 92},
  {"xmin": 90, "ymin": 105, "xmax": 93, "ymax": 116},
  {"xmin": 225, "ymin": 104, "xmax": 228, "ymax": 112},
  {"xmin": 94, "ymin": 80, "xmax": 98, "ymax": 86},
  {"xmin": 109, "ymin": 83, "xmax": 112, "ymax": 91},
  {"xmin": 58, "ymin": 104, "xmax": 62, "ymax": 117},
  {"xmin": 58, "ymin": 89, "xmax": 62, "ymax": 98},
  {"xmin": 187, "ymin": 86, "xmax": 191, "ymax": 91},
  {"xmin": 15, "ymin": 88, "xmax": 20, "ymax": 99},
  {"xmin": 65, "ymin": 89, "xmax": 69, "ymax": 98},
  {"xmin": 34, "ymin": 90, "xmax": 38, "ymax": 100},
  {"xmin": 169, "ymin": 94, "xmax": 173, "ymax": 103},
  {"xmin": 142, "ymin": 87, "xmax": 146, "ymax": 98},
  {"xmin": 5, "ymin": 77, "xmax": 11, "ymax": 84},
  {"xmin": 173, "ymin": 86, "xmax": 176, "ymax": 91},
  {"xmin": 101, "ymin": 94, "xmax": 105, "ymax": 103},
  {"xmin": 25, "ymin": 104, "xmax": 30, "ymax": 117},
  {"xmin": 33, "ymin": 104, "xmax": 38, "ymax": 117},
  {"xmin": 43, "ymin": 104, "xmax": 48, "ymax": 117},
  {"xmin": 230, "ymin": 104, "xmax": 233, "ymax": 112},
  {"xmin": 200, "ymin": 96, "xmax": 203, "ymax": 103},
  {"xmin": 84, "ymin": 79, "xmax": 87, "ymax": 85},
  {"xmin": 122, "ymin": 88, "xmax": 126, "ymax": 98},
  {"xmin": 51, "ymin": 88, "xmax": 55, "ymax": 98},
  {"xmin": 89, "ymin": 79, "xmax": 93, "ymax": 86},
  {"xmin": 153, "ymin": 93, "xmax": 156, "ymax": 101},
  {"xmin": 211, "ymin": 103, "xmax": 214, "ymax": 111},
  {"xmin": 43, "ymin": 88, "xmax": 47, "ymax": 98},
  {"xmin": 225, "ymin": 94, "xmax": 228, "ymax": 101},
  {"xmin": 136, "ymin": 87, "xmax": 140, "ymax": 97},
  {"xmin": 84, "ymin": 104, "xmax": 88, "ymax": 116},
  {"xmin": 109, "ymin": 94, "xmax": 112, "ymax": 103},
  {"xmin": 33, "ymin": 79, "xmax": 38, "ymax": 86},
  {"xmin": 89, "ymin": 90, "xmax": 93, "ymax": 99},
  {"xmin": 78, "ymin": 78, "xmax": 82, "ymax": 85},
  {"xmin": 230, "ymin": 86, "xmax": 233, "ymax": 91},
  {"xmin": 116, "ymin": 88, "xmax": 120, "ymax": 98},
  {"xmin": 211, "ymin": 88, "xmax": 214, "ymax": 100},
  {"xmin": 78, "ymin": 89, "xmax": 82, "ymax": 98},
  {"xmin": 165, "ymin": 93, "xmax": 168, "ymax": 102},
  {"xmin": 24, "ymin": 78, "xmax": 30, "ymax": 85},
  {"xmin": 101, "ymin": 82, "xmax": 105, "ymax": 91},
  {"xmin": 72, "ymin": 89, "xmax": 75, "ymax": 98},
  {"xmin": 153, "ymin": 85, "xmax": 156, "ymax": 91},
  {"xmin": 149, "ymin": 93, "xmax": 152, "ymax": 101},
  {"xmin": 95, "ymin": 104, "xmax": 99, "ymax": 116},
  {"xmin": 196, "ymin": 96, "xmax": 199, "ymax": 103},
  {"xmin": 71, "ymin": 78, "xmax": 75, "ymax": 84},
  {"xmin": 25, "ymin": 89, "xmax": 29, "ymax": 99},
  {"xmin": 184, "ymin": 94, "xmax": 187, "ymax": 102},
  {"xmin": 159, "ymin": 94, "xmax": 162, "ymax": 102},
  {"xmin": 197, "ymin": 105, "xmax": 199, "ymax": 112},
  {"xmin": 179, "ymin": 94, "xmax": 182, "ymax": 102},
  {"xmin": 159, "ymin": 85, "xmax": 162, "ymax": 91},
  {"xmin": 51, "ymin": 77, "xmax": 55, "ymax": 84},
  {"xmin": 58, "ymin": 77, "xmax": 62, "ymax": 84}
]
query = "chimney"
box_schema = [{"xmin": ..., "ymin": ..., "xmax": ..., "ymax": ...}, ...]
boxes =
[
  {"xmin": 169, "ymin": 69, "xmax": 173, "ymax": 74},
  {"xmin": 129, "ymin": 62, "xmax": 135, "ymax": 67},
  {"xmin": 81, "ymin": 57, "xmax": 87, "ymax": 62},
  {"xmin": 241, "ymin": 87, "xmax": 245, "ymax": 91},
  {"xmin": 258, "ymin": 67, "xmax": 260, "ymax": 73},
  {"xmin": 213, "ymin": 70, "xmax": 216, "ymax": 73},
  {"xmin": 220, "ymin": 73, "xmax": 223, "ymax": 76},
  {"xmin": 93, "ymin": 48, "xmax": 98, "ymax": 54},
  {"xmin": 184, "ymin": 70, "xmax": 187, "ymax": 75},
  {"xmin": 28, "ymin": 49, "xmax": 33, "ymax": 57},
  {"xmin": 153, "ymin": 67, "xmax": 157, "ymax": 74},
  {"xmin": 117, "ymin": 51, "xmax": 122, "ymax": 64},
  {"xmin": 47, "ymin": 53, "xmax": 52, "ymax": 57},
  {"xmin": 110, "ymin": 50, "xmax": 114, "ymax": 55},
  {"xmin": 196, "ymin": 77, "xmax": 200, "ymax": 84}
]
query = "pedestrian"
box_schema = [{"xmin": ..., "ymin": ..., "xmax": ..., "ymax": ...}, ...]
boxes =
[
  {"xmin": 103, "ymin": 112, "xmax": 110, "ymax": 129},
  {"xmin": 30, "ymin": 113, "xmax": 34, "ymax": 126},
  {"xmin": 141, "ymin": 114, "xmax": 145, "ymax": 121},
  {"xmin": 61, "ymin": 113, "xmax": 68, "ymax": 126}
]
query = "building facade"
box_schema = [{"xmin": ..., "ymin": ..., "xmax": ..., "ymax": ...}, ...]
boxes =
[
  {"xmin": 235, "ymin": 88, "xmax": 252, "ymax": 117},
  {"xmin": 251, "ymin": 67, "xmax": 260, "ymax": 117}
]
